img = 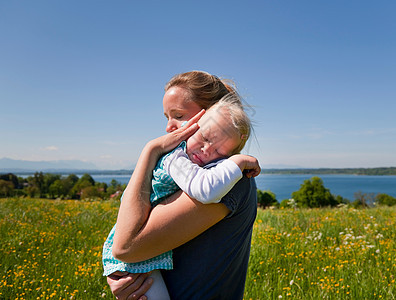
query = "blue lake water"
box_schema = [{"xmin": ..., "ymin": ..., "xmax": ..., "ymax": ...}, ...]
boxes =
[
  {"xmin": 255, "ymin": 174, "xmax": 396, "ymax": 201},
  {"xmin": 91, "ymin": 174, "xmax": 396, "ymax": 201}
]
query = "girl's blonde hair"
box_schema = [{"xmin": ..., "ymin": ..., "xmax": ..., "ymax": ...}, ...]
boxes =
[
  {"xmin": 165, "ymin": 70, "xmax": 240, "ymax": 109},
  {"xmin": 208, "ymin": 93, "xmax": 251, "ymax": 155}
]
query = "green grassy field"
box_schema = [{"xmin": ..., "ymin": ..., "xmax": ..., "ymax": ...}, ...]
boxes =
[
  {"xmin": 247, "ymin": 208, "xmax": 395, "ymax": 299},
  {"xmin": 1, "ymin": 198, "xmax": 395, "ymax": 299}
]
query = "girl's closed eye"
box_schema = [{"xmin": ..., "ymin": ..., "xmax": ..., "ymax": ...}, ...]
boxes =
[
  {"xmin": 199, "ymin": 132, "xmax": 206, "ymax": 142},
  {"xmin": 215, "ymin": 149, "xmax": 224, "ymax": 157},
  {"xmin": 201, "ymin": 132, "xmax": 211, "ymax": 144}
]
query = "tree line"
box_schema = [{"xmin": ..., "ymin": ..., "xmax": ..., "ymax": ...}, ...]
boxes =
[
  {"xmin": 0, "ymin": 172, "xmax": 125, "ymax": 200},
  {"xmin": 1, "ymin": 173, "xmax": 395, "ymax": 209},
  {"xmin": 257, "ymin": 176, "xmax": 396, "ymax": 209}
]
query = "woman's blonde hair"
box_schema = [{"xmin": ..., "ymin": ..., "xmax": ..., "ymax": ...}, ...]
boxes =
[
  {"xmin": 208, "ymin": 93, "xmax": 251, "ymax": 155},
  {"xmin": 165, "ymin": 70, "xmax": 239, "ymax": 109}
]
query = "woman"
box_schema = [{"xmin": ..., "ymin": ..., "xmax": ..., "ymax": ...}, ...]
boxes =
[{"xmin": 107, "ymin": 71, "xmax": 258, "ymax": 300}]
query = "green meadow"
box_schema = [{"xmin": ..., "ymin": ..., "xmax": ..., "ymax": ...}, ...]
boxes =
[
  {"xmin": 247, "ymin": 208, "xmax": 395, "ymax": 299},
  {"xmin": 1, "ymin": 198, "xmax": 395, "ymax": 299}
]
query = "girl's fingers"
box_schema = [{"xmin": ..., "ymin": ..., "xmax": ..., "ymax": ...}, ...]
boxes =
[
  {"xmin": 177, "ymin": 123, "xmax": 199, "ymax": 140},
  {"xmin": 171, "ymin": 109, "xmax": 204, "ymax": 134},
  {"xmin": 150, "ymin": 109, "xmax": 205, "ymax": 155},
  {"xmin": 163, "ymin": 109, "xmax": 204, "ymax": 144},
  {"xmin": 185, "ymin": 109, "xmax": 205, "ymax": 127},
  {"xmin": 174, "ymin": 109, "xmax": 204, "ymax": 139}
]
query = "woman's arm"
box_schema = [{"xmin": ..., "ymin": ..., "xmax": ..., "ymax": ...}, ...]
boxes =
[{"xmin": 113, "ymin": 189, "xmax": 230, "ymax": 263}]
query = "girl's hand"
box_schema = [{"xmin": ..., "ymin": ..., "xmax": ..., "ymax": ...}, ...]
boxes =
[
  {"xmin": 149, "ymin": 109, "xmax": 205, "ymax": 157},
  {"xmin": 229, "ymin": 154, "xmax": 261, "ymax": 178}
]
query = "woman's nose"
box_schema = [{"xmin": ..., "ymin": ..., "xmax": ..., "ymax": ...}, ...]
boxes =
[{"xmin": 166, "ymin": 119, "xmax": 178, "ymax": 133}]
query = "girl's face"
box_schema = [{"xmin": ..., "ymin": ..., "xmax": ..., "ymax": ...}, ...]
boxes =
[
  {"xmin": 186, "ymin": 109, "xmax": 241, "ymax": 167},
  {"xmin": 163, "ymin": 87, "xmax": 202, "ymax": 133}
]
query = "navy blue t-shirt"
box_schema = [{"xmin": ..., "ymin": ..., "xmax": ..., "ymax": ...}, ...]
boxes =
[{"xmin": 162, "ymin": 176, "xmax": 257, "ymax": 300}]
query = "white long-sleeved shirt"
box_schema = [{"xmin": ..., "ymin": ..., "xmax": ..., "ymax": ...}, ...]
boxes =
[{"xmin": 162, "ymin": 146, "xmax": 243, "ymax": 204}]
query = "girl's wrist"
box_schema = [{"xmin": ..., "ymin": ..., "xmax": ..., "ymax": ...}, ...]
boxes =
[
  {"xmin": 145, "ymin": 139, "xmax": 164, "ymax": 160},
  {"xmin": 228, "ymin": 155, "xmax": 245, "ymax": 172}
]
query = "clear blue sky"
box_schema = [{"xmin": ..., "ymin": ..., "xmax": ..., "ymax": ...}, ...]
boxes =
[{"xmin": 1, "ymin": 1, "xmax": 395, "ymax": 169}]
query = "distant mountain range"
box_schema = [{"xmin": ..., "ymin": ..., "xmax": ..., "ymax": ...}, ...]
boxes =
[
  {"xmin": 261, "ymin": 164, "xmax": 303, "ymax": 169},
  {"xmin": 0, "ymin": 158, "xmax": 97, "ymax": 173}
]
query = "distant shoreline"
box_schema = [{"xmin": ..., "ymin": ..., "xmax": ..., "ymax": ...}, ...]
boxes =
[
  {"xmin": 261, "ymin": 167, "xmax": 396, "ymax": 176},
  {"xmin": 3, "ymin": 167, "xmax": 396, "ymax": 176}
]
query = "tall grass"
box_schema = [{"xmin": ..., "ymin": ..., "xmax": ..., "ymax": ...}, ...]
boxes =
[
  {"xmin": 246, "ymin": 207, "xmax": 396, "ymax": 299},
  {"xmin": 0, "ymin": 198, "xmax": 118, "ymax": 299},
  {"xmin": 1, "ymin": 198, "xmax": 395, "ymax": 299}
]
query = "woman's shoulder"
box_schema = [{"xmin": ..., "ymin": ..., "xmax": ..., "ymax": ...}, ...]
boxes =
[
  {"xmin": 220, "ymin": 176, "xmax": 257, "ymax": 217},
  {"xmin": 228, "ymin": 175, "xmax": 257, "ymax": 197}
]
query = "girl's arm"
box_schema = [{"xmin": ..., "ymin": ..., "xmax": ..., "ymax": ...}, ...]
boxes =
[
  {"xmin": 163, "ymin": 148, "xmax": 243, "ymax": 204},
  {"xmin": 165, "ymin": 151, "xmax": 261, "ymax": 204},
  {"xmin": 228, "ymin": 154, "xmax": 261, "ymax": 178}
]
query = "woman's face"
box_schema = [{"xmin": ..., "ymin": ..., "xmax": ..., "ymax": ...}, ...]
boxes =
[{"xmin": 163, "ymin": 87, "xmax": 202, "ymax": 133}]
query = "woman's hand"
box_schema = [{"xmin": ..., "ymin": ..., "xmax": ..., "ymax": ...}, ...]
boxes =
[
  {"xmin": 149, "ymin": 109, "xmax": 205, "ymax": 157},
  {"xmin": 107, "ymin": 271, "xmax": 153, "ymax": 300}
]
